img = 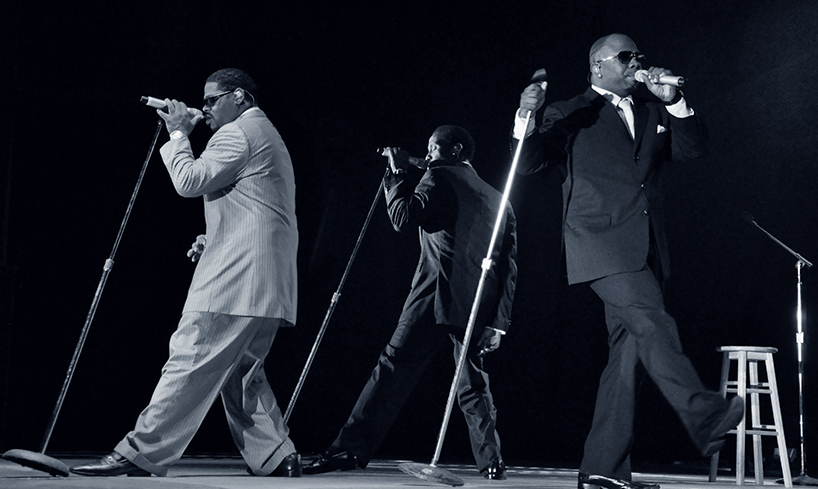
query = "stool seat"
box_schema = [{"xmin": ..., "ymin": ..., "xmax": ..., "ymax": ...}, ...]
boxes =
[
  {"xmin": 709, "ymin": 346, "xmax": 792, "ymax": 487},
  {"xmin": 718, "ymin": 346, "xmax": 778, "ymax": 354}
]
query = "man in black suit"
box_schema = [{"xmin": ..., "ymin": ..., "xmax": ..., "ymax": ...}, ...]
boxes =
[
  {"xmin": 512, "ymin": 34, "xmax": 744, "ymax": 489},
  {"xmin": 304, "ymin": 125, "xmax": 517, "ymax": 480}
]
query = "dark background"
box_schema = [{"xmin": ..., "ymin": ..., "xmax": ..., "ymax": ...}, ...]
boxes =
[{"xmin": 1, "ymin": 0, "xmax": 817, "ymax": 474}]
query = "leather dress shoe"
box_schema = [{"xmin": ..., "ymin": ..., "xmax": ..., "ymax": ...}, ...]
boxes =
[
  {"xmin": 270, "ymin": 452, "xmax": 301, "ymax": 477},
  {"xmin": 70, "ymin": 452, "xmax": 150, "ymax": 477},
  {"xmin": 702, "ymin": 396, "xmax": 745, "ymax": 457},
  {"xmin": 482, "ymin": 459, "xmax": 507, "ymax": 480},
  {"xmin": 302, "ymin": 450, "xmax": 360, "ymax": 475},
  {"xmin": 579, "ymin": 472, "xmax": 659, "ymax": 489}
]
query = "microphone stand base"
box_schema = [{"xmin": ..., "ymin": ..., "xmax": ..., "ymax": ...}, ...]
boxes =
[{"xmin": 777, "ymin": 473, "xmax": 818, "ymax": 486}]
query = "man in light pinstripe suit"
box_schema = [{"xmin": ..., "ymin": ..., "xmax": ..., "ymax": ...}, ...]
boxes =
[{"xmin": 71, "ymin": 68, "xmax": 301, "ymax": 478}]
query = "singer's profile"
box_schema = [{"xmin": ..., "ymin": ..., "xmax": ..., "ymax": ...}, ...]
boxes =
[
  {"xmin": 70, "ymin": 68, "xmax": 302, "ymax": 478},
  {"xmin": 303, "ymin": 125, "xmax": 517, "ymax": 480},
  {"xmin": 511, "ymin": 33, "xmax": 743, "ymax": 489}
]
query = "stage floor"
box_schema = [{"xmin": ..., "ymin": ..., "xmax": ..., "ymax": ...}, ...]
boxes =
[{"xmin": 0, "ymin": 455, "xmax": 777, "ymax": 489}]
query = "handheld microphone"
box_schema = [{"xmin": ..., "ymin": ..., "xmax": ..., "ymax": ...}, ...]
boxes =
[
  {"xmin": 634, "ymin": 70, "xmax": 685, "ymax": 87},
  {"xmin": 519, "ymin": 69, "xmax": 549, "ymax": 120},
  {"xmin": 376, "ymin": 148, "xmax": 429, "ymax": 169},
  {"xmin": 529, "ymin": 68, "xmax": 548, "ymax": 88},
  {"xmin": 140, "ymin": 96, "xmax": 203, "ymax": 118}
]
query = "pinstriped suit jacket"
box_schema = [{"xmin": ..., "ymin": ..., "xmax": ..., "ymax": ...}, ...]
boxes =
[{"xmin": 159, "ymin": 108, "xmax": 298, "ymax": 324}]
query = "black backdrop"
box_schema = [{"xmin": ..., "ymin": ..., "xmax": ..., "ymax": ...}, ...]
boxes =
[{"xmin": 1, "ymin": 0, "xmax": 817, "ymax": 473}]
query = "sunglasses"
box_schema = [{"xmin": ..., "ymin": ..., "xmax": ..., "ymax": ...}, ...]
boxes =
[
  {"xmin": 202, "ymin": 90, "xmax": 233, "ymax": 108},
  {"xmin": 596, "ymin": 51, "xmax": 646, "ymax": 65}
]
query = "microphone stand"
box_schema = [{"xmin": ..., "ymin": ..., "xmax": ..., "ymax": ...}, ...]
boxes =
[
  {"xmin": 1, "ymin": 120, "xmax": 164, "ymax": 476},
  {"xmin": 283, "ymin": 151, "xmax": 430, "ymax": 423},
  {"xmin": 283, "ymin": 170, "xmax": 386, "ymax": 424},
  {"xmin": 744, "ymin": 213, "xmax": 818, "ymax": 485},
  {"xmin": 399, "ymin": 105, "xmax": 538, "ymax": 487}
]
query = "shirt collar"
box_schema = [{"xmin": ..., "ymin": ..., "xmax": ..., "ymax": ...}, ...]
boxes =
[
  {"xmin": 591, "ymin": 85, "xmax": 633, "ymax": 107},
  {"xmin": 428, "ymin": 159, "xmax": 474, "ymax": 170},
  {"xmin": 236, "ymin": 106, "xmax": 262, "ymax": 120}
]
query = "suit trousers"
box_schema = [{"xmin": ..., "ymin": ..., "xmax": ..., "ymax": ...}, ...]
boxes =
[
  {"xmin": 579, "ymin": 266, "xmax": 727, "ymax": 480},
  {"xmin": 115, "ymin": 312, "xmax": 295, "ymax": 476},
  {"xmin": 331, "ymin": 314, "xmax": 502, "ymax": 471}
]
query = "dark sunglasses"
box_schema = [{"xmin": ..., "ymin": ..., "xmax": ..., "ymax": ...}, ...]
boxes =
[
  {"xmin": 202, "ymin": 90, "xmax": 233, "ymax": 108},
  {"xmin": 596, "ymin": 51, "xmax": 646, "ymax": 65}
]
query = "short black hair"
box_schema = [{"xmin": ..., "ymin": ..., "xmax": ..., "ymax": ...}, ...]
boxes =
[
  {"xmin": 206, "ymin": 68, "xmax": 258, "ymax": 103},
  {"xmin": 433, "ymin": 125, "xmax": 475, "ymax": 161}
]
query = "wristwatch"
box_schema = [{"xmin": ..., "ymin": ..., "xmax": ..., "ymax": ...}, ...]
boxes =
[
  {"xmin": 664, "ymin": 90, "xmax": 684, "ymax": 106},
  {"xmin": 169, "ymin": 130, "xmax": 186, "ymax": 140}
]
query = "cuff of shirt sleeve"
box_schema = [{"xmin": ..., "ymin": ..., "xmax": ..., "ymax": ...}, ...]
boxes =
[
  {"xmin": 664, "ymin": 95, "xmax": 695, "ymax": 118},
  {"xmin": 513, "ymin": 109, "xmax": 536, "ymax": 139}
]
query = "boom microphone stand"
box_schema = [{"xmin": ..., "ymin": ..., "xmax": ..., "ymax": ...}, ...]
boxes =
[
  {"xmin": 742, "ymin": 212, "xmax": 818, "ymax": 485},
  {"xmin": 2, "ymin": 121, "xmax": 164, "ymax": 476}
]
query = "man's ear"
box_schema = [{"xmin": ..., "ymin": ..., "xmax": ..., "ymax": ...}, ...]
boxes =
[{"xmin": 233, "ymin": 88, "xmax": 244, "ymax": 105}]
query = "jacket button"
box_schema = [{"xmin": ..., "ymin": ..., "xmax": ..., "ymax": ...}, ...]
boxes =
[{"xmin": 642, "ymin": 209, "xmax": 649, "ymax": 216}]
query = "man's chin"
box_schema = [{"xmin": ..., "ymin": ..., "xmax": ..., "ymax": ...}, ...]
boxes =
[{"xmin": 624, "ymin": 79, "xmax": 640, "ymax": 92}]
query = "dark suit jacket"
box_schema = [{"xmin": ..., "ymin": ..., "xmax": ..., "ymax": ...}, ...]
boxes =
[
  {"xmin": 383, "ymin": 160, "xmax": 517, "ymax": 332},
  {"xmin": 516, "ymin": 87, "xmax": 707, "ymax": 285}
]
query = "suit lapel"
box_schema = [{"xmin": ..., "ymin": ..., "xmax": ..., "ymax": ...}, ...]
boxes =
[
  {"xmin": 585, "ymin": 88, "xmax": 639, "ymax": 146},
  {"xmin": 632, "ymin": 101, "xmax": 649, "ymax": 153}
]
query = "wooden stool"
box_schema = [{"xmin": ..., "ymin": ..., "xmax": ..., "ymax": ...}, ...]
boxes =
[{"xmin": 709, "ymin": 346, "xmax": 792, "ymax": 487}]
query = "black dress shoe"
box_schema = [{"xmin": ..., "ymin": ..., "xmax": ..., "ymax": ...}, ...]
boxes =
[
  {"xmin": 70, "ymin": 452, "xmax": 150, "ymax": 477},
  {"xmin": 482, "ymin": 459, "xmax": 507, "ymax": 480},
  {"xmin": 579, "ymin": 472, "xmax": 659, "ymax": 489},
  {"xmin": 270, "ymin": 452, "xmax": 301, "ymax": 477},
  {"xmin": 702, "ymin": 396, "xmax": 745, "ymax": 457},
  {"xmin": 302, "ymin": 450, "xmax": 360, "ymax": 475}
]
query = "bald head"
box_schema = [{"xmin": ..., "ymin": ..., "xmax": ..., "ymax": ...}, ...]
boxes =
[
  {"xmin": 589, "ymin": 33, "xmax": 636, "ymax": 67},
  {"xmin": 587, "ymin": 33, "xmax": 643, "ymax": 96}
]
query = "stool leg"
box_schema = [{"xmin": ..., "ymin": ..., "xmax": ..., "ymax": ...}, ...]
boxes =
[
  {"xmin": 737, "ymin": 350, "xmax": 748, "ymax": 486},
  {"xmin": 766, "ymin": 355, "xmax": 793, "ymax": 487},
  {"xmin": 750, "ymin": 359, "xmax": 764, "ymax": 485},
  {"xmin": 710, "ymin": 352, "xmax": 732, "ymax": 482}
]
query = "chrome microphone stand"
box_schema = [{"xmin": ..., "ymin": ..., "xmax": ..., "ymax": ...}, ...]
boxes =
[{"xmin": 743, "ymin": 212, "xmax": 818, "ymax": 485}]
